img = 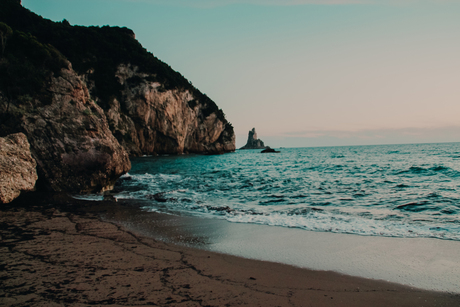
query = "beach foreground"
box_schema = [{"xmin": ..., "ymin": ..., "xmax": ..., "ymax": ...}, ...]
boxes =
[{"xmin": 1, "ymin": 195, "xmax": 459, "ymax": 307}]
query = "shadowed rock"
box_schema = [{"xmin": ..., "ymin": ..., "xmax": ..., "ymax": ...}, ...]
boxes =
[
  {"xmin": 0, "ymin": 66, "xmax": 131, "ymax": 193},
  {"xmin": 261, "ymin": 147, "xmax": 280, "ymax": 153},
  {"xmin": 0, "ymin": 133, "xmax": 37, "ymax": 203}
]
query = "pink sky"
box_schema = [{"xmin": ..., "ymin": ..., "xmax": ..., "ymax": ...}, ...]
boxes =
[{"xmin": 23, "ymin": 0, "xmax": 460, "ymax": 147}]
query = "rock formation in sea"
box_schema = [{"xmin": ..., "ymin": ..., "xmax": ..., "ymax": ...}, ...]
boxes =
[
  {"xmin": 0, "ymin": 133, "xmax": 37, "ymax": 203},
  {"xmin": 240, "ymin": 128, "xmax": 266, "ymax": 149},
  {"xmin": 261, "ymin": 147, "xmax": 280, "ymax": 153},
  {"xmin": 0, "ymin": 0, "xmax": 235, "ymax": 194}
]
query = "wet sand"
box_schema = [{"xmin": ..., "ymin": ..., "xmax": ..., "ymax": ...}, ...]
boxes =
[
  {"xmin": 98, "ymin": 199, "xmax": 460, "ymax": 294},
  {"xmin": 1, "ymin": 194, "xmax": 459, "ymax": 306}
]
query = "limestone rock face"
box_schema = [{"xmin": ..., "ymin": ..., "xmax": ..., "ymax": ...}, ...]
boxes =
[
  {"xmin": 0, "ymin": 0, "xmax": 234, "ymax": 195},
  {"xmin": 103, "ymin": 64, "xmax": 235, "ymax": 155},
  {"xmin": 0, "ymin": 66, "xmax": 131, "ymax": 193},
  {"xmin": 240, "ymin": 128, "xmax": 266, "ymax": 150},
  {"xmin": 0, "ymin": 133, "xmax": 37, "ymax": 203}
]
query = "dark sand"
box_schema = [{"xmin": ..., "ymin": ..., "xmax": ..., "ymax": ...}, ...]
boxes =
[{"xmin": 1, "ymin": 194, "xmax": 459, "ymax": 306}]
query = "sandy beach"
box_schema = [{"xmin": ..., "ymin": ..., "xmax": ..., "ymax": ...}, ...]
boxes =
[{"xmin": 1, "ymin": 194, "xmax": 459, "ymax": 307}]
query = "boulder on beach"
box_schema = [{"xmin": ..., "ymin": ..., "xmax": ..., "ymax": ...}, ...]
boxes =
[{"xmin": 0, "ymin": 133, "xmax": 38, "ymax": 204}]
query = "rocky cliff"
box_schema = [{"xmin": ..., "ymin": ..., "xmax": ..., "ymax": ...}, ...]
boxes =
[
  {"xmin": 104, "ymin": 63, "xmax": 235, "ymax": 155},
  {"xmin": 0, "ymin": 0, "xmax": 235, "ymax": 157},
  {"xmin": 0, "ymin": 0, "xmax": 235, "ymax": 194},
  {"xmin": 0, "ymin": 133, "xmax": 37, "ymax": 203},
  {"xmin": 240, "ymin": 128, "xmax": 266, "ymax": 150},
  {"xmin": 0, "ymin": 63, "xmax": 131, "ymax": 193}
]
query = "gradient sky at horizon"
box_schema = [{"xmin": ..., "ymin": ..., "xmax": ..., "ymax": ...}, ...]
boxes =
[{"xmin": 22, "ymin": 0, "xmax": 460, "ymax": 148}]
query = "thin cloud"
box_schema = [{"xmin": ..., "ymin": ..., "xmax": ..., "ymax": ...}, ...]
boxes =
[
  {"xmin": 128, "ymin": 0, "xmax": 455, "ymax": 7},
  {"xmin": 282, "ymin": 126, "xmax": 460, "ymax": 141},
  {"xmin": 254, "ymin": 126, "xmax": 460, "ymax": 148}
]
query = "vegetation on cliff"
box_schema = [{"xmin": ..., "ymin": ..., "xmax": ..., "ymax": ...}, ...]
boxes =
[
  {"xmin": 0, "ymin": 0, "xmax": 234, "ymax": 194},
  {"xmin": 0, "ymin": 0, "xmax": 224, "ymax": 120}
]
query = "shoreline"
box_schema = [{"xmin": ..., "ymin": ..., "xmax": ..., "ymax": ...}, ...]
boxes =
[
  {"xmin": 97, "ymin": 197, "xmax": 460, "ymax": 294},
  {"xmin": 1, "ymin": 194, "xmax": 459, "ymax": 306}
]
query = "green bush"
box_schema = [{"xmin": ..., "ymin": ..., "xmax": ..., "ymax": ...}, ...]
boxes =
[
  {"xmin": 0, "ymin": 28, "xmax": 67, "ymax": 102},
  {"xmin": 0, "ymin": 0, "xmax": 227, "ymax": 122}
]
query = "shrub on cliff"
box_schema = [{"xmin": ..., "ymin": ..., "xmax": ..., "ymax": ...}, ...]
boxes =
[
  {"xmin": 0, "ymin": 22, "xmax": 13, "ymax": 57},
  {"xmin": 0, "ymin": 0, "xmax": 224, "ymax": 120},
  {"xmin": 0, "ymin": 28, "xmax": 68, "ymax": 102},
  {"xmin": 0, "ymin": 23, "xmax": 69, "ymax": 132}
]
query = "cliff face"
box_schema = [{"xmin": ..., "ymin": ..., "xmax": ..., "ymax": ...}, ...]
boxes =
[
  {"xmin": 0, "ymin": 0, "xmax": 235, "ymax": 193},
  {"xmin": 0, "ymin": 64, "xmax": 131, "ymax": 193},
  {"xmin": 0, "ymin": 133, "xmax": 37, "ymax": 203},
  {"xmin": 240, "ymin": 128, "xmax": 266, "ymax": 150},
  {"xmin": 0, "ymin": 0, "xmax": 235, "ymax": 156},
  {"xmin": 104, "ymin": 64, "xmax": 235, "ymax": 155}
]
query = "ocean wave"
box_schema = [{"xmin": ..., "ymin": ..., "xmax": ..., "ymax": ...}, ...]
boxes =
[
  {"xmin": 135, "ymin": 197, "xmax": 460, "ymax": 241},
  {"xmin": 71, "ymin": 194, "xmax": 104, "ymax": 201},
  {"xmin": 395, "ymin": 165, "xmax": 460, "ymax": 178},
  {"xmin": 396, "ymin": 166, "xmax": 431, "ymax": 175},
  {"xmin": 395, "ymin": 202, "xmax": 429, "ymax": 212},
  {"xmin": 223, "ymin": 208, "xmax": 460, "ymax": 241},
  {"xmin": 119, "ymin": 143, "xmax": 460, "ymax": 242}
]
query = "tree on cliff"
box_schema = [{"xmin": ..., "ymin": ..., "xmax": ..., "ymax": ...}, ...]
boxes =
[
  {"xmin": 0, "ymin": 0, "xmax": 235, "ymax": 194},
  {"xmin": 0, "ymin": 22, "xmax": 13, "ymax": 57}
]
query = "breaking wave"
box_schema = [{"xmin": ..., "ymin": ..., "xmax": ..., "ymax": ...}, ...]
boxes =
[{"xmin": 86, "ymin": 143, "xmax": 460, "ymax": 241}]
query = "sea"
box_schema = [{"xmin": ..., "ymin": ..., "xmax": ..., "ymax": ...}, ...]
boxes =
[{"xmin": 106, "ymin": 142, "xmax": 460, "ymax": 242}]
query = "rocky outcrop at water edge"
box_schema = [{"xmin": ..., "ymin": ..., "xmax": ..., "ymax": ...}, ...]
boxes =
[
  {"xmin": 0, "ymin": 64, "xmax": 131, "ymax": 193},
  {"xmin": 261, "ymin": 147, "xmax": 280, "ymax": 153},
  {"xmin": 0, "ymin": 0, "xmax": 235, "ymax": 194},
  {"xmin": 106, "ymin": 64, "xmax": 235, "ymax": 155}
]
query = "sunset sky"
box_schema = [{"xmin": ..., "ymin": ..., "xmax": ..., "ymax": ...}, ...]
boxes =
[{"xmin": 22, "ymin": 0, "xmax": 460, "ymax": 148}]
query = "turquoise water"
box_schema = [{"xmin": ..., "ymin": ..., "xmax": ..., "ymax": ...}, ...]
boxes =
[{"xmin": 114, "ymin": 143, "xmax": 460, "ymax": 241}]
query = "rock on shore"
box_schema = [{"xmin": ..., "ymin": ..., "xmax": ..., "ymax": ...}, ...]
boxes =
[
  {"xmin": 0, "ymin": 133, "xmax": 37, "ymax": 203},
  {"xmin": 0, "ymin": 65, "xmax": 131, "ymax": 193}
]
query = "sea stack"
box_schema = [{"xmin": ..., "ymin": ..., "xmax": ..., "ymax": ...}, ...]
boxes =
[{"xmin": 240, "ymin": 128, "xmax": 266, "ymax": 149}]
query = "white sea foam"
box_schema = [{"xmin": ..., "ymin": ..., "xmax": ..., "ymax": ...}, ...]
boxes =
[
  {"xmin": 71, "ymin": 194, "xmax": 104, "ymax": 201},
  {"xmin": 118, "ymin": 144, "xmax": 460, "ymax": 241},
  {"xmin": 224, "ymin": 210, "xmax": 459, "ymax": 241},
  {"xmin": 104, "ymin": 146, "xmax": 460, "ymax": 293},
  {"xmin": 134, "ymin": 197, "xmax": 460, "ymax": 241},
  {"xmin": 126, "ymin": 173, "xmax": 183, "ymax": 183}
]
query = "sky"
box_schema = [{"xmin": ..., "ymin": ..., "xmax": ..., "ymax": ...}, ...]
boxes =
[{"xmin": 22, "ymin": 0, "xmax": 460, "ymax": 148}]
